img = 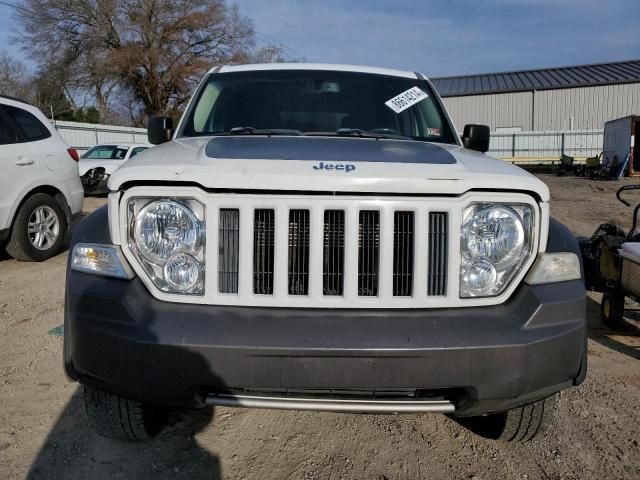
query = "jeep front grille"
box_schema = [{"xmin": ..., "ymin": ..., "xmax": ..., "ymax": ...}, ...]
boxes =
[
  {"xmin": 393, "ymin": 211, "xmax": 414, "ymax": 296},
  {"xmin": 121, "ymin": 190, "xmax": 540, "ymax": 308},
  {"xmin": 428, "ymin": 212, "xmax": 448, "ymax": 296},
  {"xmin": 323, "ymin": 210, "xmax": 345, "ymax": 296},
  {"xmin": 240, "ymin": 203, "xmax": 447, "ymax": 302},
  {"xmin": 218, "ymin": 209, "xmax": 239, "ymax": 293},
  {"xmin": 358, "ymin": 210, "xmax": 380, "ymax": 296},
  {"xmin": 253, "ymin": 209, "xmax": 275, "ymax": 295},
  {"xmin": 288, "ymin": 209, "xmax": 310, "ymax": 295}
]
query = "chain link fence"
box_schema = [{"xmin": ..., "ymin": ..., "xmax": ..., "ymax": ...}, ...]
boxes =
[
  {"xmin": 488, "ymin": 130, "xmax": 603, "ymax": 163},
  {"xmin": 52, "ymin": 120, "xmax": 605, "ymax": 163}
]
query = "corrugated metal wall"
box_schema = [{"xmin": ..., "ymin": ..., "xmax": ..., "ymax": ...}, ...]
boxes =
[
  {"xmin": 533, "ymin": 84, "xmax": 640, "ymax": 130},
  {"xmin": 443, "ymin": 92, "xmax": 533, "ymax": 131},
  {"xmin": 441, "ymin": 83, "xmax": 640, "ymax": 132}
]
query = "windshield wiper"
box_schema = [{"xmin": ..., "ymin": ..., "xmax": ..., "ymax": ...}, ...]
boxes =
[
  {"xmin": 335, "ymin": 128, "xmax": 412, "ymax": 140},
  {"xmin": 228, "ymin": 126, "xmax": 303, "ymax": 136},
  {"xmin": 336, "ymin": 128, "xmax": 383, "ymax": 139}
]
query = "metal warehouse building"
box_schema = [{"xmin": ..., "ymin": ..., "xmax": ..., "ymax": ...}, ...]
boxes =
[{"xmin": 431, "ymin": 59, "xmax": 640, "ymax": 132}]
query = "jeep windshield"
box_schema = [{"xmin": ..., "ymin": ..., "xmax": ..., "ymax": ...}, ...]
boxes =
[{"xmin": 179, "ymin": 70, "xmax": 456, "ymax": 144}]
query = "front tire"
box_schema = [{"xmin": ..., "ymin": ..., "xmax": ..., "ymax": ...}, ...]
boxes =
[
  {"xmin": 455, "ymin": 394, "xmax": 557, "ymax": 442},
  {"xmin": 84, "ymin": 385, "xmax": 169, "ymax": 441},
  {"xmin": 601, "ymin": 290, "xmax": 626, "ymax": 329},
  {"xmin": 5, "ymin": 193, "xmax": 67, "ymax": 262}
]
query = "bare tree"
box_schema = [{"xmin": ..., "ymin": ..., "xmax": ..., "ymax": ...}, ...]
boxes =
[
  {"xmin": 15, "ymin": 0, "xmax": 271, "ymax": 119},
  {"xmin": 0, "ymin": 50, "xmax": 75, "ymax": 119},
  {"xmin": 0, "ymin": 51, "xmax": 30, "ymax": 99},
  {"xmin": 249, "ymin": 45, "xmax": 287, "ymax": 64}
]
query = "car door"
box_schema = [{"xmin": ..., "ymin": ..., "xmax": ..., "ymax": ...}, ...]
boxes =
[
  {"xmin": 3, "ymin": 104, "xmax": 55, "ymax": 176},
  {"xmin": 0, "ymin": 107, "xmax": 35, "ymax": 231}
]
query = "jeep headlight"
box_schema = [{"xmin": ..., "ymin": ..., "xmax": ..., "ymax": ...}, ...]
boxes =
[
  {"xmin": 460, "ymin": 203, "xmax": 534, "ymax": 297},
  {"xmin": 127, "ymin": 198, "xmax": 205, "ymax": 295}
]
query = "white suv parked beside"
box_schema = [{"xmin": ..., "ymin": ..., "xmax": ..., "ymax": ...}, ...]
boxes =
[{"xmin": 0, "ymin": 95, "xmax": 84, "ymax": 261}]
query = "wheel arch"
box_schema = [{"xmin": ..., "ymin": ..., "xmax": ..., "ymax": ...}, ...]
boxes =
[
  {"xmin": 7, "ymin": 184, "xmax": 71, "ymax": 233},
  {"xmin": 546, "ymin": 217, "xmax": 581, "ymax": 257},
  {"xmin": 545, "ymin": 217, "xmax": 587, "ymax": 386}
]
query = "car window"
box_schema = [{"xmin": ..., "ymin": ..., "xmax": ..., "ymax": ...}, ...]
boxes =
[
  {"xmin": 82, "ymin": 145, "xmax": 129, "ymax": 160},
  {"xmin": 0, "ymin": 114, "xmax": 18, "ymax": 145},
  {"xmin": 3, "ymin": 105, "xmax": 52, "ymax": 142},
  {"xmin": 129, "ymin": 147, "xmax": 148, "ymax": 158}
]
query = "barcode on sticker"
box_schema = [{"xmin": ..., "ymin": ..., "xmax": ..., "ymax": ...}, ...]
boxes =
[{"xmin": 385, "ymin": 87, "xmax": 428, "ymax": 114}]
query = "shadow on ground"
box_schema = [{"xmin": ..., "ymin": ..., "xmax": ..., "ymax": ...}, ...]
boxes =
[
  {"xmin": 26, "ymin": 388, "xmax": 221, "ymax": 479},
  {"xmin": 0, "ymin": 249, "xmax": 11, "ymax": 262},
  {"xmin": 27, "ymin": 249, "xmax": 226, "ymax": 479},
  {"xmin": 586, "ymin": 296, "xmax": 640, "ymax": 360}
]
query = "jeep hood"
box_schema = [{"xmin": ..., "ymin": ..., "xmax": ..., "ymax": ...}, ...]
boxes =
[{"xmin": 109, "ymin": 136, "xmax": 549, "ymax": 201}]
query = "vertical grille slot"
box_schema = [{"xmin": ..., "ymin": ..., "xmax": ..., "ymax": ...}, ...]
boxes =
[
  {"xmin": 288, "ymin": 209, "xmax": 310, "ymax": 295},
  {"xmin": 218, "ymin": 209, "xmax": 239, "ymax": 293},
  {"xmin": 393, "ymin": 211, "xmax": 414, "ymax": 296},
  {"xmin": 428, "ymin": 212, "xmax": 448, "ymax": 296},
  {"xmin": 358, "ymin": 210, "xmax": 380, "ymax": 296},
  {"xmin": 323, "ymin": 210, "xmax": 345, "ymax": 296},
  {"xmin": 253, "ymin": 209, "xmax": 275, "ymax": 295}
]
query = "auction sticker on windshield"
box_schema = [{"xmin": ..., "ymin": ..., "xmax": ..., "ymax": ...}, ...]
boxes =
[{"xmin": 385, "ymin": 87, "xmax": 429, "ymax": 114}]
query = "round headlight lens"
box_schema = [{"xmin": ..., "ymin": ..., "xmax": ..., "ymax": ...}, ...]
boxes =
[
  {"xmin": 134, "ymin": 200, "xmax": 202, "ymax": 264},
  {"xmin": 461, "ymin": 260, "xmax": 497, "ymax": 296},
  {"xmin": 163, "ymin": 253, "xmax": 201, "ymax": 291},
  {"xmin": 462, "ymin": 205, "xmax": 525, "ymax": 270}
]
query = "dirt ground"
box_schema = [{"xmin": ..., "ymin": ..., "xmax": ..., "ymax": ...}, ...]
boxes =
[{"xmin": 1, "ymin": 177, "xmax": 639, "ymax": 480}]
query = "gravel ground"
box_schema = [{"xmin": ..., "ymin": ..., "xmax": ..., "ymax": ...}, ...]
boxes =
[{"xmin": 1, "ymin": 178, "xmax": 639, "ymax": 480}]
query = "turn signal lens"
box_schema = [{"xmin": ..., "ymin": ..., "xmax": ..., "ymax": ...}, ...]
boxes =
[
  {"xmin": 71, "ymin": 243, "xmax": 135, "ymax": 279},
  {"xmin": 525, "ymin": 253, "xmax": 581, "ymax": 285}
]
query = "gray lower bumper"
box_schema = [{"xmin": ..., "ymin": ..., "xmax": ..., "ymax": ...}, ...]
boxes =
[{"xmin": 64, "ymin": 266, "xmax": 586, "ymax": 416}]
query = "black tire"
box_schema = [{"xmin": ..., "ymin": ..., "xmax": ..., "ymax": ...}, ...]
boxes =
[
  {"xmin": 5, "ymin": 193, "xmax": 67, "ymax": 262},
  {"xmin": 455, "ymin": 394, "xmax": 557, "ymax": 442},
  {"xmin": 83, "ymin": 384, "xmax": 169, "ymax": 441},
  {"xmin": 601, "ymin": 290, "xmax": 626, "ymax": 329}
]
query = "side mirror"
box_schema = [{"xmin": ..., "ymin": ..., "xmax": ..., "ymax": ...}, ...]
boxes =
[
  {"xmin": 148, "ymin": 116, "xmax": 174, "ymax": 145},
  {"xmin": 462, "ymin": 124, "xmax": 490, "ymax": 153}
]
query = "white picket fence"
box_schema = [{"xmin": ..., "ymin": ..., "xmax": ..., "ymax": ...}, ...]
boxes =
[{"xmin": 52, "ymin": 120, "xmax": 605, "ymax": 162}]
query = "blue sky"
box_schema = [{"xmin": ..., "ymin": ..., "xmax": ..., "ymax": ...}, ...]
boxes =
[{"xmin": 1, "ymin": 0, "xmax": 639, "ymax": 77}]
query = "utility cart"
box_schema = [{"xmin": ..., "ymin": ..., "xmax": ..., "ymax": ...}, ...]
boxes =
[{"xmin": 581, "ymin": 184, "xmax": 640, "ymax": 328}]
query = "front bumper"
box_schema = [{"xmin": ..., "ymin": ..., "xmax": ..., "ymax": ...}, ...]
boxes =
[
  {"xmin": 80, "ymin": 170, "xmax": 109, "ymax": 195},
  {"xmin": 64, "ymin": 268, "xmax": 587, "ymax": 416}
]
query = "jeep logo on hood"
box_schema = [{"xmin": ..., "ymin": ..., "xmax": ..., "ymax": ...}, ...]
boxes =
[{"xmin": 312, "ymin": 162, "xmax": 356, "ymax": 172}]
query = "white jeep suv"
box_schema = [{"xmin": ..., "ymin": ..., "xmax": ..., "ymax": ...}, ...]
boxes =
[
  {"xmin": 0, "ymin": 95, "xmax": 84, "ymax": 261},
  {"xmin": 65, "ymin": 64, "xmax": 586, "ymax": 443}
]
